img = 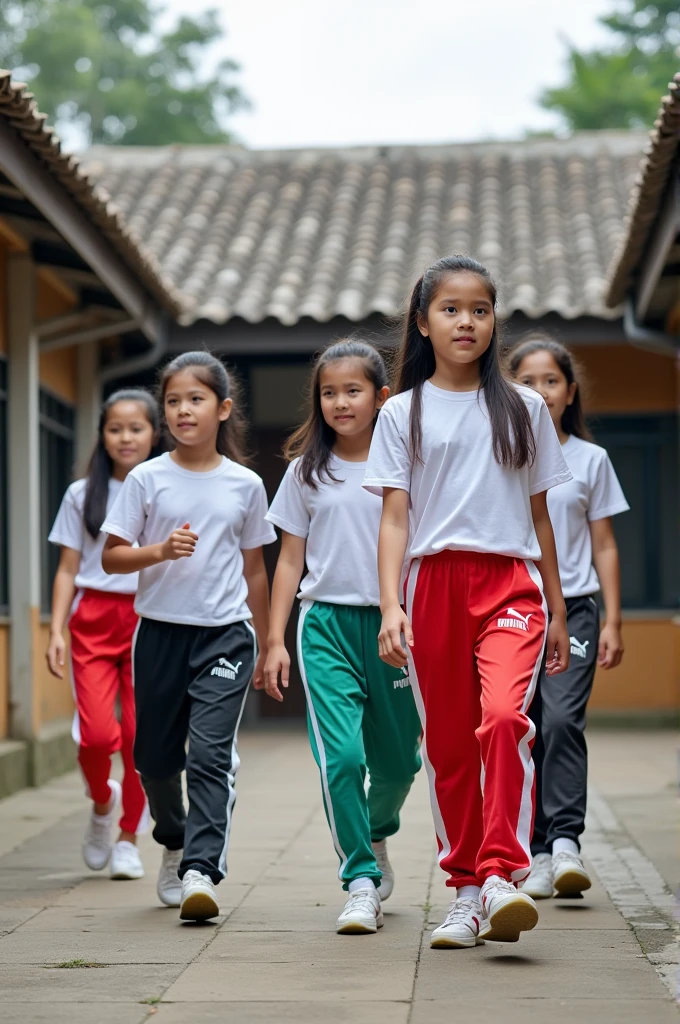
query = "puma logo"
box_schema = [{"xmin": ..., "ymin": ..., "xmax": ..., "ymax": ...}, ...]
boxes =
[
  {"xmin": 497, "ymin": 607, "xmax": 534, "ymax": 632},
  {"xmin": 211, "ymin": 658, "xmax": 242, "ymax": 680},
  {"xmin": 570, "ymin": 637, "xmax": 589, "ymax": 659}
]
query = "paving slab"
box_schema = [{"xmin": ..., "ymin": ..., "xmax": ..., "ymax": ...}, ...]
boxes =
[
  {"xmin": 0, "ymin": 963, "xmax": 182, "ymax": 1002},
  {"xmin": 3, "ymin": 1003, "xmax": 149, "ymax": 1024},
  {"xmin": 151, "ymin": 1001, "xmax": 411, "ymax": 1023},
  {"xmin": 410, "ymin": 998, "xmax": 679, "ymax": 1024},
  {"xmin": 161, "ymin": 959, "xmax": 416, "ymax": 1002}
]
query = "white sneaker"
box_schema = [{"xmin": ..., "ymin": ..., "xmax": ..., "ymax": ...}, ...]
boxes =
[
  {"xmin": 372, "ymin": 840, "xmax": 395, "ymax": 901},
  {"xmin": 479, "ymin": 875, "xmax": 538, "ymax": 942},
  {"xmin": 180, "ymin": 869, "xmax": 220, "ymax": 921},
  {"xmin": 157, "ymin": 848, "xmax": 183, "ymax": 908},
  {"xmin": 553, "ymin": 851, "xmax": 592, "ymax": 896},
  {"xmin": 520, "ymin": 853, "xmax": 554, "ymax": 899},
  {"xmin": 110, "ymin": 840, "xmax": 144, "ymax": 880},
  {"xmin": 430, "ymin": 898, "xmax": 484, "ymax": 949},
  {"xmin": 336, "ymin": 888, "xmax": 383, "ymax": 934},
  {"xmin": 82, "ymin": 779, "xmax": 122, "ymax": 871}
]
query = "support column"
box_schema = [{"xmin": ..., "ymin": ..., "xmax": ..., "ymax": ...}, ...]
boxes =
[
  {"xmin": 75, "ymin": 341, "xmax": 101, "ymax": 475},
  {"xmin": 7, "ymin": 253, "xmax": 39, "ymax": 740}
]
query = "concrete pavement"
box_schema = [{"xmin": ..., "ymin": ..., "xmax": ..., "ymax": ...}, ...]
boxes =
[{"xmin": 0, "ymin": 728, "xmax": 677, "ymax": 1023}]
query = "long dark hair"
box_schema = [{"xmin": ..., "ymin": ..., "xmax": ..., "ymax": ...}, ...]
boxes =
[
  {"xmin": 158, "ymin": 351, "xmax": 249, "ymax": 465},
  {"xmin": 83, "ymin": 389, "xmax": 159, "ymax": 539},
  {"xmin": 395, "ymin": 254, "xmax": 535, "ymax": 469},
  {"xmin": 507, "ymin": 334, "xmax": 593, "ymax": 441},
  {"xmin": 284, "ymin": 338, "xmax": 388, "ymax": 488}
]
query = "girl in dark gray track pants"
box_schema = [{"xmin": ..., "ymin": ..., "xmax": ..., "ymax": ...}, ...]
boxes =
[
  {"xmin": 510, "ymin": 338, "xmax": 629, "ymax": 898},
  {"xmin": 102, "ymin": 352, "xmax": 276, "ymax": 922}
]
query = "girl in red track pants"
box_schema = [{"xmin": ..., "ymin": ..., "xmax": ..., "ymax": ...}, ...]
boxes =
[
  {"xmin": 365, "ymin": 255, "xmax": 571, "ymax": 948},
  {"xmin": 47, "ymin": 389, "xmax": 159, "ymax": 880},
  {"xmin": 405, "ymin": 552, "xmax": 547, "ymax": 886}
]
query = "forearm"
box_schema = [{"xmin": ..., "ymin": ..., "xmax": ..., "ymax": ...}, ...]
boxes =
[
  {"xmin": 592, "ymin": 545, "xmax": 621, "ymax": 626},
  {"xmin": 102, "ymin": 541, "xmax": 164, "ymax": 575},
  {"xmin": 245, "ymin": 568, "xmax": 271, "ymax": 650},
  {"xmin": 534, "ymin": 516, "xmax": 566, "ymax": 617},
  {"xmin": 267, "ymin": 559, "xmax": 302, "ymax": 645},
  {"xmin": 378, "ymin": 520, "xmax": 408, "ymax": 610},
  {"xmin": 50, "ymin": 570, "xmax": 77, "ymax": 635}
]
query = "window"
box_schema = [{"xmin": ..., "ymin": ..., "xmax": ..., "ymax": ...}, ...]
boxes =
[
  {"xmin": 40, "ymin": 389, "xmax": 75, "ymax": 613},
  {"xmin": 0, "ymin": 358, "xmax": 7, "ymax": 615},
  {"xmin": 590, "ymin": 414, "xmax": 678, "ymax": 610}
]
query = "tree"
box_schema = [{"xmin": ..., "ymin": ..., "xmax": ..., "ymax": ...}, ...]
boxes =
[
  {"xmin": 541, "ymin": 1, "xmax": 680, "ymax": 130},
  {"xmin": 0, "ymin": 0, "xmax": 248, "ymax": 145}
]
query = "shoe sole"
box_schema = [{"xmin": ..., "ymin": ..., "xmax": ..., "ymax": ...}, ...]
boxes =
[
  {"xmin": 337, "ymin": 914, "xmax": 384, "ymax": 935},
  {"xmin": 110, "ymin": 870, "xmax": 144, "ymax": 881},
  {"xmin": 180, "ymin": 892, "xmax": 220, "ymax": 921},
  {"xmin": 554, "ymin": 868, "xmax": 591, "ymax": 897},
  {"xmin": 158, "ymin": 891, "xmax": 182, "ymax": 908},
  {"xmin": 482, "ymin": 898, "xmax": 538, "ymax": 942},
  {"xmin": 520, "ymin": 886, "xmax": 554, "ymax": 900},
  {"xmin": 430, "ymin": 934, "xmax": 484, "ymax": 949}
]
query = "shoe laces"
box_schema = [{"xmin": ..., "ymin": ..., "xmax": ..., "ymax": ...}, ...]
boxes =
[
  {"xmin": 482, "ymin": 877, "xmax": 515, "ymax": 902},
  {"xmin": 87, "ymin": 814, "xmax": 113, "ymax": 846},
  {"xmin": 344, "ymin": 889, "xmax": 379, "ymax": 914},
  {"xmin": 163, "ymin": 849, "xmax": 183, "ymax": 870},
  {"xmin": 552, "ymin": 851, "xmax": 583, "ymax": 870},
  {"xmin": 442, "ymin": 898, "xmax": 479, "ymax": 927}
]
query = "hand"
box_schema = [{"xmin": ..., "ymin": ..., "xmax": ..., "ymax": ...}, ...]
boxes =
[
  {"xmin": 160, "ymin": 522, "xmax": 198, "ymax": 561},
  {"xmin": 264, "ymin": 643, "xmax": 290, "ymax": 702},
  {"xmin": 46, "ymin": 631, "xmax": 66, "ymax": 679},
  {"xmin": 251, "ymin": 649, "xmax": 268, "ymax": 690},
  {"xmin": 378, "ymin": 604, "xmax": 413, "ymax": 668},
  {"xmin": 598, "ymin": 622, "xmax": 623, "ymax": 669},
  {"xmin": 545, "ymin": 614, "xmax": 569, "ymax": 676}
]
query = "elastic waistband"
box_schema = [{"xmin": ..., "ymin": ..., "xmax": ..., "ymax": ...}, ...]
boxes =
[
  {"xmin": 80, "ymin": 587, "xmax": 136, "ymax": 602},
  {"xmin": 418, "ymin": 549, "xmax": 523, "ymax": 568}
]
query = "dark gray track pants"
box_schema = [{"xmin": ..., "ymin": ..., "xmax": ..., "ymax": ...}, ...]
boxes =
[
  {"xmin": 133, "ymin": 617, "xmax": 256, "ymax": 883},
  {"xmin": 530, "ymin": 595, "xmax": 600, "ymax": 854}
]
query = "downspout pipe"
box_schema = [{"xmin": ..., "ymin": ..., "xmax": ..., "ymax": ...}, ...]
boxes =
[
  {"xmin": 623, "ymin": 297, "xmax": 679, "ymax": 357},
  {"xmin": 99, "ymin": 310, "xmax": 171, "ymax": 386}
]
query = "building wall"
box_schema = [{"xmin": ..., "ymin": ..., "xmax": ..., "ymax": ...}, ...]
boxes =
[{"xmin": 573, "ymin": 342, "xmax": 678, "ymax": 715}]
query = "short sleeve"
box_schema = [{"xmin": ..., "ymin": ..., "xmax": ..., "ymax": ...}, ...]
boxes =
[
  {"xmin": 101, "ymin": 474, "xmax": 147, "ymax": 544},
  {"xmin": 240, "ymin": 478, "xmax": 278, "ymax": 550},
  {"xmin": 528, "ymin": 398, "xmax": 572, "ymax": 495},
  {"xmin": 587, "ymin": 452, "xmax": 629, "ymax": 521},
  {"xmin": 266, "ymin": 462, "xmax": 310, "ymax": 539},
  {"xmin": 48, "ymin": 484, "xmax": 85, "ymax": 552},
  {"xmin": 363, "ymin": 403, "xmax": 411, "ymax": 496}
]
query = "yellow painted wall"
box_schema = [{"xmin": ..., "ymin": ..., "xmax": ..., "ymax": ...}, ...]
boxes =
[
  {"xmin": 590, "ymin": 620, "xmax": 679, "ymax": 711},
  {"xmin": 575, "ymin": 343, "xmax": 677, "ymax": 413},
  {"xmin": 0, "ymin": 625, "xmax": 8, "ymax": 738},
  {"xmin": 37, "ymin": 272, "xmax": 78, "ymax": 403}
]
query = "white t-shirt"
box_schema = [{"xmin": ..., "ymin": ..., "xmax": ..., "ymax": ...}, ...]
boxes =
[
  {"xmin": 102, "ymin": 452, "xmax": 276, "ymax": 627},
  {"xmin": 48, "ymin": 478, "xmax": 137, "ymax": 594},
  {"xmin": 548, "ymin": 435, "xmax": 629, "ymax": 598},
  {"xmin": 266, "ymin": 455, "xmax": 381, "ymax": 606},
  {"xmin": 363, "ymin": 381, "xmax": 571, "ymax": 561}
]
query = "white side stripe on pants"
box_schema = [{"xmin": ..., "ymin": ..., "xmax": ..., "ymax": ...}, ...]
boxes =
[{"xmin": 297, "ymin": 600, "xmax": 349, "ymax": 881}]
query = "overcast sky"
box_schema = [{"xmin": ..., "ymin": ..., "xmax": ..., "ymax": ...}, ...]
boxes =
[{"xmin": 165, "ymin": 0, "xmax": 614, "ymax": 148}]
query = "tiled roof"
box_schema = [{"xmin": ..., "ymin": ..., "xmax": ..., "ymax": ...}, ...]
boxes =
[
  {"xmin": 0, "ymin": 71, "xmax": 183, "ymax": 317},
  {"xmin": 605, "ymin": 73, "xmax": 680, "ymax": 308},
  {"xmin": 86, "ymin": 133, "xmax": 645, "ymax": 327}
]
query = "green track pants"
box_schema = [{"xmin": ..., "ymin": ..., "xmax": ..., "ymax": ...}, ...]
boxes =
[{"xmin": 297, "ymin": 600, "xmax": 422, "ymax": 889}]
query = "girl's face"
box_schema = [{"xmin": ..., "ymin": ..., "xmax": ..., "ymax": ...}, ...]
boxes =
[
  {"xmin": 418, "ymin": 272, "xmax": 495, "ymax": 369},
  {"xmin": 319, "ymin": 358, "xmax": 388, "ymax": 438},
  {"xmin": 103, "ymin": 400, "xmax": 155, "ymax": 473},
  {"xmin": 514, "ymin": 350, "xmax": 576, "ymax": 433},
  {"xmin": 164, "ymin": 369, "xmax": 232, "ymax": 448}
]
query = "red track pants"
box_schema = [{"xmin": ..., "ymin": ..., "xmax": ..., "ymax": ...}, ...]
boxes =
[
  {"xmin": 69, "ymin": 589, "xmax": 147, "ymax": 834},
  {"xmin": 404, "ymin": 551, "xmax": 547, "ymax": 888}
]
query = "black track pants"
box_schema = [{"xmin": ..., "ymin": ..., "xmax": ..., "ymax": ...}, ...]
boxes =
[
  {"xmin": 530, "ymin": 596, "xmax": 600, "ymax": 854},
  {"xmin": 133, "ymin": 617, "xmax": 255, "ymax": 883}
]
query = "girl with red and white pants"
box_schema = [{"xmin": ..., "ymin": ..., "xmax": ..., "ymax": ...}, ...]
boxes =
[
  {"xmin": 47, "ymin": 389, "xmax": 158, "ymax": 880},
  {"xmin": 365, "ymin": 255, "xmax": 571, "ymax": 949}
]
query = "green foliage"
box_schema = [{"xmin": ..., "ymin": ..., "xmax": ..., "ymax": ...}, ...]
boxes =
[
  {"xmin": 541, "ymin": 0, "xmax": 680, "ymax": 130},
  {"xmin": 0, "ymin": 0, "xmax": 248, "ymax": 144}
]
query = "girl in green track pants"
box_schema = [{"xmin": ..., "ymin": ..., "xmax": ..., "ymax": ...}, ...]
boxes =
[{"xmin": 263, "ymin": 339, "xmax": 422, "ymax": 935}]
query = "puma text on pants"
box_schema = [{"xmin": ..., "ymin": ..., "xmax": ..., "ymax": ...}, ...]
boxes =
[
  {"xmin": 405, "ymin": 550, "xmax": 547, "ymax": 888},
  {"xmin": 133, "ymin": 617, "xmax": 255, "ymax": 884}
]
